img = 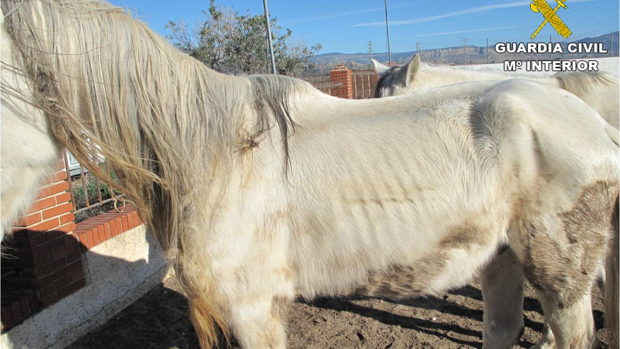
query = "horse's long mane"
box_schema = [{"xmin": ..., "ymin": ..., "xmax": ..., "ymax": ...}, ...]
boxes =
[{"xmin": 2, "ymin": 0, "xmax": 307, "ymax": 345}]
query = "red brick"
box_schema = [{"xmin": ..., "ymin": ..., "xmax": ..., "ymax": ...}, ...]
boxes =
[
  {"xmin": 121, "ymin": 216, "xmax": 129, "ymax": 232},
  {"xmin": 133, "ymin": 211, "xmax": 142, "ymax": 225},
  {"xmin": 32, "ymin": 253, "xmax": 52, "ymax": 267},
  {"xmin": 57, "ymin": 278, "xmax": 86, "ymax": 300},
  {"xmin": 16, "ymin": 212, "xmax": 42, "ymax": 227},
  {"xmin": 39, "ymin": 284, "xmax": 56, "ymax": 299},
  {"xmin": 77, "ymin": 233, "xmax": 88, "ymax": 251},
  {"xmin": 30, "ymin": 218, "xmax": 60, "ymax": 232},
  {"xmin": 54, "ymin": 275, "xmax": 72, "ymax": 290},
  {"xmin": 52, "ymin": 256, "xmax": 68, "ymax": 269},
  {"xmin": 97, "ymin": 225, "xmax": 105, "ymax": 243},
  {"xmin": 65, "ymin": 243, "xmax": 80, "ymax": 256},
  {"xmin": 127, "ymin": 214, "xmax": 134, "ymax": 230},
  {"xmin": 36, "ymin": 182, "xmax": 69, "ymax": 200},
  {"xmin": 56, "ymin": 161, "xmax": 66, "ymax": 172},
  {"xmin": 57, "ymin": 222, "xmax": 76, "ymax": 233},
  {"xmin": 50, "ymin": 246, "xmax": 70, "ymax": 262},
  {"xmin": 32, "ymin": 242, "xmax": 50, "ymax": 261},
  {"xmin": 1, "ymin": 305, "xmax": 14, "ymax": 330},
  {"xmin": 60, "ymin": 213, "xmax": 75, "ymax": 225},
  {"xmin": 53, "ymin": 261, "xmax": 82, "ymax": 280},
  {"xmin": 110, "ymin": 220, "xmax": 118, "ymax": 237},
  {"xmin": 42, "ymin": 203, "xmax": 73, "ymax": 220},
  {"xmin": 67, "ymin": 251, "xmax": 81, "ymax": 263},
  {"xmin": 70, "ymin": 269, "xmax": 85, "ymax": 282},
  {"xmin": 88, "ymin": 229, "xmax": 97, "ymax": 248},
  {"xmin": 104, "ymin": 222, "xmax": 112, "ymax": 240},
  {"xmin": 35, "ymin": 237, "xmax": 64, "ymax": 255},
  {"xmin": 44, "ymin": 171, "xmax": 68, "ymax": 185},
  {"xmin": 29, "ymin": 294, "xmax": 40, "ymax": 313},
  {"xmin": 56, "ymin": 170, "xmax": 68, "ymax": 181},
  {"xmin": 46, "ymin": 230, "xmax": 65, "ymax": 241},
  {"xmin": 40, "ymin": 294, "xmax": 59, "ymax": 308},
  {"xmin": 64, "ymin": 234, "xmax": 79, "ymax": 246},
  {"xmin": 28, "ymin": 197, "xmax": 56, "ymax": 213},
  {"xmin": 37, "ymin": 274, "xmax": 56, "ymax": 289},
  {"xmin": 10, "ymin": 302, "xmax": 22, "ymax": 323},
  {"xmin": 37, "ymin": 262, "xmax": 58, "ymax": 277},
  {"xmin": 20, "ymin": 297, "xmax": 31, "ymax": 318},
  {"xmin": 28, "ymin": 233, "xmax": 48, "ymax": 248},
  {"xmin": 55, "ymin": 192, "xmax": 72, "ymax": 205},
  {"xmin": 114, "ymin": 218, "xmax": 123, "ymax": 234},
  {"xmin": 75, "ymin": 221, "xmax": 99, "ymax": 234}
]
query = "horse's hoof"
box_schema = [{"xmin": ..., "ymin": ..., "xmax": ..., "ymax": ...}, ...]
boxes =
[{"xmin": 529, "ymin": 342, "xmax": 556, "ymax": 349}]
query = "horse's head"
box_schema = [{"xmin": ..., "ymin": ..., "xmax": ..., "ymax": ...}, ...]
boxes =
[{"xmin": 372, "ymin": 54, "xmax": 422, "ymax": 98}]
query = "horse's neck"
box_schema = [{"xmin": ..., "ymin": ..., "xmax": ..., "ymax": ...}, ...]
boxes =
[{"xmin": 412, "ymin": 65, "xmax": 550, "ymax": 90}]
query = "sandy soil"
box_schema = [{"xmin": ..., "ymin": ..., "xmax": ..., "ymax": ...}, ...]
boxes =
[{"xmin": 66, "ymin": 274, "xmax": 609, "ymax": 349}]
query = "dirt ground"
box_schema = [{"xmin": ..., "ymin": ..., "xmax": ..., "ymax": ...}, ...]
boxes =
[{"xmin": 67, "ymin": 276, "xmax": 608, "ymax": 349}]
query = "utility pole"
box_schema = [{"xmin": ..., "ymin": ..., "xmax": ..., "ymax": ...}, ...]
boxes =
[
  {"xmin": 486, "ymin": 38, "xmax": 489, "ymax": 64},
  {"xmin": 368, "ymin": 41, "xmax": 374, "ymax": 67},
  {"xmin": 549, "ymin": 34, "xmax": 552, "ymax": 61},
  {"xmin": 463, "ymin": 38, "xmax": 468, "ymax": 65},
  {"xmin": 384, "ymin": 0, "xmax": 392, "ymax": 65},
  {"xmin": 416, "ymin": 42, "xmax": 419, "ymax": 55},
  {"xmin": 611, "ymin": 31, "xmax": 614, "ymax": 57},
  {"xmin": 262, "ymin": 0, "xmax": 277, "ymax": 74}
]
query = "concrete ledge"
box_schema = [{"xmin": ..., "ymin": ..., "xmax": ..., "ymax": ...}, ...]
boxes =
[{"xmin": 1, "ymin": 224, "xmax": 168, "ymax": 349}]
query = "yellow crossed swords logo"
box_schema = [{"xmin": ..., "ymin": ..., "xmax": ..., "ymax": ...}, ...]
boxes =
[{"xmin": 530, "ymin": 0, "xmax": 572, "ymax": 39}]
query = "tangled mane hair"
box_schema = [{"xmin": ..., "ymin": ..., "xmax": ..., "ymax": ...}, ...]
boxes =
[{"xmin": 2, "ymin": 0, "xmax": 311, "ymax": 346}]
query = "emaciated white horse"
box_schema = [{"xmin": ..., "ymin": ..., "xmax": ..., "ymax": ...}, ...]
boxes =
[
  {"xmin": 372, "ymin": 55, "xmax": 620, "ymax": 131},
  {"xmin": 1, "ymin": 2, "xmax": 618, "ymax": 349},
  {"xmin": 373, "ymin": 54, "xmax": 620, "ymax": 349}
]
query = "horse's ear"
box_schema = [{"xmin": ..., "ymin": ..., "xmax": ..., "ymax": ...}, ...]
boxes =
[
  {"xmin": 372, "ymin": 59, "xmax": 389, "ymax": 75},
  {"xmin": 401, "ymin": 54, "xmax": 421, "ymax": 87}
]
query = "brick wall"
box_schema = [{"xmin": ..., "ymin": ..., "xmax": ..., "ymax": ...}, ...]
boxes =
[
  {"xmin": 1, "ymin": 156, "xmax": 143, "ymax": 332},
  {"xmin": 329, "ymin": 65, "xmax": 353, "ymax": 99},
  {"xmin": 302, "ymin": 66, "xmax": 377, "ymax": 99}
]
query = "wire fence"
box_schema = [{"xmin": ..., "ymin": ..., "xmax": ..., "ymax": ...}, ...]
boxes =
[
  {"xmin": 352, "ymin": 70, "xmax": 378, "ymax": 99},
  {"xmin": 63, "ymin": 151, "xmax": 126, "ymax": 223}
]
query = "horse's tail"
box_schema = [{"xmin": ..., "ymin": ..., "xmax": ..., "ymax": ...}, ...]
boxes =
[{"xmin": 606, "ymin": 196, "xmax": 619, "ymax": 349}]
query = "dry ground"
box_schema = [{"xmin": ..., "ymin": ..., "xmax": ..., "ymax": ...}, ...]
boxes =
[{"xmin": 66, "ymin": 275, "xmax": 609, "ymax": 349}]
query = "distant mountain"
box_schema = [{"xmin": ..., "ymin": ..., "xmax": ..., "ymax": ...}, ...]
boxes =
[{"xmin": 312, "ymin": 31, "xmax": 619, "ymax": 67}]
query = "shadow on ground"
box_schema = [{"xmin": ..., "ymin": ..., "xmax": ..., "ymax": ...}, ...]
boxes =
[{"xmin": 67, "ymin": 278, "xmax": 608, "ymax": 349}]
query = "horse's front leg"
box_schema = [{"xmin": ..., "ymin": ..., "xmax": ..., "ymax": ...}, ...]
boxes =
[
  {"xmin": 481, "ymin": 246, "xmax": 526, "ymax": 349},
  {"xmin": 206, "ymin": 215, "xmax": 294, "ymax": 349},
  {"xmin": 224, "ymin": 293, "xmax": 290, "ymax": 349}
]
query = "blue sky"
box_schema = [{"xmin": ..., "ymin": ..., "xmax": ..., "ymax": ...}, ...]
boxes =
[{"xmin": 109, "ymin": 0, "xmax": 619, "ymax": 54}]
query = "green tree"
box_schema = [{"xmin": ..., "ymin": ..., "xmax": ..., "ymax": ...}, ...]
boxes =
[{"xmin": 166, "ymin": 0, "xmax": 322, "ymax": 76}]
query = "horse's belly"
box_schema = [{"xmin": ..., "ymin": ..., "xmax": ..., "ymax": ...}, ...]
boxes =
[{"xmin": 287, "ymin": 189, "xmax": 509, "ymax": 298}]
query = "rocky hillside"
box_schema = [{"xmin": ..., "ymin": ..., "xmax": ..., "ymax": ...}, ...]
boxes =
[{"xmin": 312, "ymin": 31, "xmax": 619, "ymax": 66}]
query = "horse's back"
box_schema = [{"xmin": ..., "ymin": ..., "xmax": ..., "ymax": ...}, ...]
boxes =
[
  {"xmin": 283, "ymin": 79, "xmax": 618, "ymax": 299},
  {"xmin": 553, "ymin": 71, "xmax": 619, "ymax": 130}
]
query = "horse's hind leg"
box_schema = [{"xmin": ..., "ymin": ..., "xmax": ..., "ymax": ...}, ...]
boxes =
[
  {"xmin": 481, "ymin": 246, "xmax": 525, "ymax": 349},
  {"xmin": 516, "ymin": 182, "xmax": 615, "ymax": 349},
  {"xmin": 530, "ymin": 324, "xmax": 555, "ymax": 349},
  {"xmin": 535, "ymin": 290, "xmax": 600, "ymax": 349}
]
